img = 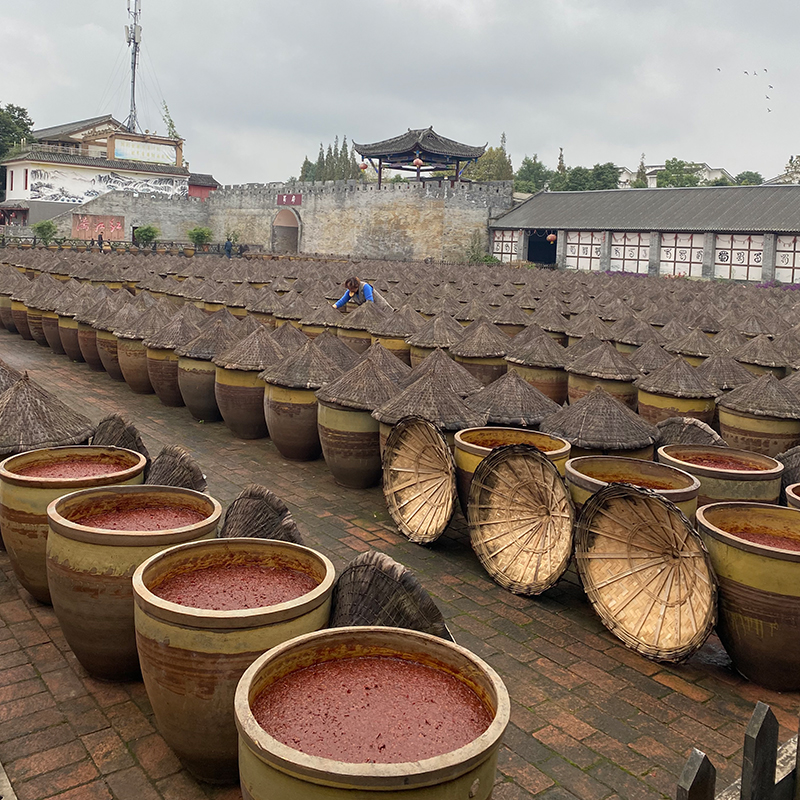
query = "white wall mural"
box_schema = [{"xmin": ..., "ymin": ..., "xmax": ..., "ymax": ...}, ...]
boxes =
[{"xmin": 30, "ymin": 167, "xmax": 188, "ymax": 204}]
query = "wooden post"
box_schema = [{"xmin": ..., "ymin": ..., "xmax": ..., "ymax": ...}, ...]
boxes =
[
  {"xmin": 742, "ymin": 701, "xmax": 778, "ymax": 800},
  {"xmin": 677, "ymin": 748, "xmax": 716, "ymax": 800}
]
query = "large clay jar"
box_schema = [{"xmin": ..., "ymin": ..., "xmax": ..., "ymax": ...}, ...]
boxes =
[
  {"xmin": 0, "ymin": 446, "xmax": 147, "ymax": 603},
  {"xmin": 454, "ymin": 427, "xmax": 570, "ymax": 516},
  {"xmin": 235, "ymin": 626, "xmax": 510, "ymax": 800},
  {"xmin": 96, "ymin": 330, "xmax": 125, "ymax": 380},
  {"xmin": 147, "ymin": 347, "xmax": 184, "ymax": 406},
  {"xmin": 133, "ymin": 538, "xmax": 335, "ymax": 783},
  {"xmin": 696, "ymin": 502, "xmax": 800, "ymax": 691},
  {"xmin": 118, "ymin": 338, "xmax": 155, "ymax": 393},
  {"xmin": 42, "ymin": 311, "xmax": 66, "ymax": 354},
  {"xmin": 46, "ymin": 486, "xmax": 221, "ymax": 680},
  {"xmin": 26, "ymin": 305, "xmax": 49, "ymax": 347},
  {"xmin": 58, "ymin": 316, "xmax": 85, "ymax": 362},
  {"xmin": 0, "ymin": 294, "xmax": 17, "ymax": 333},
  {"xmin": 657, "ymin": 445, "xmax": 783, "ymax": 507},
  {"xmin": 262, "ymin": 340, "xmax": 342, "ymax": 461},
  {"xmin": 77, "ymin": 322, "xmax": 105, "ymax": 371},
  {"xmin": 178, "ymin": 357, "xmax": 222, "ymax": 421},
  {"xmin": 10, "ymin": 299, "xmax": 33, "ymax": 340},
  {"xmin": 566, "ymin": 456, "xmax": 700, "ymax": 521}
]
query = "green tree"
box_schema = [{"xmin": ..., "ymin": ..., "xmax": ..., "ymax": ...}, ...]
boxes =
[
  {"xmin": 134, "ymin": 225, "xmax": 160, "ymax": 247},
  {"xmin": 299, "ymin": 157, "xmax": 316, "ymax": 182},
  {"xmin": 631, "ymin": 153, "xmax": 648, "ymax": 188},
  {"xmin": 565, "ymin": 165, "xmax": 592, "ymax": 191},
  {"xmin": 186, "ymin": 226, "xmax": 213, "ymax": 247},
  {"xmin": 656, "ymin": 158, "xmax": 702, "ymax": 187},
  {"xmin": 591, "ymin": 162, "xmax": 620, "ymax": 190},
  {"xmin": 324, "ymin": 144, "xmax": 334, "ymax": 180},
  {"xmin": 707, "ymin": 176, "xmax": 732, "ymax": 186},
  {"xmin": 160, "ymin": 101, "xmax": 180, "ymax": 140},
  {"xmin": 514, "ymin": 154, "xmax": 551, "ymax": 193},
  {"xmin": 31, "ymin": 219, "xmax": 57, "ymax": 245},
  {"xmin": 735, "ymin": 170, "xmax": 764, "ymax": 185},
  {"xmin": 315, "ymin": 144, "xmax": 326, "ymax": 181},
  {"xmin": 549, "ymin": 147, "xmax": 569, "ymax": 191},
  {"xmin": 0, "ymin": 102, "xmax": 34, "ymax": 201},
  {"xmin": 462, "ymin": 132, "xmax": 513, "ymax": 181}
]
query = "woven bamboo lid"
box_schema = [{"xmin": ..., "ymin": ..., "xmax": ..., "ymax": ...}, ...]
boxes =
[
  {"xmin": 717, "ymin": 372, "xmax": 800, "ymax": 419},
  {"xmin": 84, "ymin": 292, "xmax": 130, "ymax": 331},
  {"xmin": 400, "ymin": 347, "xmax": 483, "ymax": 397},
  {"xmin": 259, "ymin": 339, "xmax": 342, "ymax": 390},
  {"xmin": 734, "ymin": 334, "xmax": 787, "ymax": 368},
  {"xmin": 563, "ymin": 333, "xmax": 604, "ymax": 365},
  {"xmin": 142, "ymin": 304, "xmax": 205, "ymax": 350},
  {"xmin": 406, "ymin": 312, "xmax": 465, "ymax": 349},
  {"xmin": 566, "ymin": 341, "xmax": 641, "ymax": 381},
  {"xmin": 575, "ymin": 484, "xmax": 716, "ymax": 661},
  {"xmin": 0, "ymin": 373, "xmax": 95, "ymax": 456},
  {"xmin": 0, "ymin": 358, "xmax": 22, "ymax": 394},
  {"xmin": 114, "ymin": 301, "xmax": 174, "ymax": 341},
  {"xmin": 529, "ymin": 304, "xmax": 568, "ymax": 333},
  {"xmin": 367, "ymin": 305, "xmax": 425, "ymax": 338},
  {"xmin": 316, "ymin": 356, "xmax": 398, "ymax": 411},
  {"xmin": 505, "ymin": 330, "xmax": 567, "ymax": 369},
  {"xmin": 336, "ymin": 300, "xmax": 386, "ymax": 331},
  {"xmin": 382, "ymin": 416, "xmax": 456, "ymax": 544},
  {"xmin": 449, "ymin": 317, "xmax": 510, "ymax": 359},
  {"xmin": 301, "ymin": 303, "xmax": 344, "ymax": 329},
  {"xmin": 665, "ymin": 327, "xmax": 720, "ymax": 359},
  {"xmin": 564, "ymin": 313, "xmax": 612, "ymax": 341},
  {"xmin": 540, "ymin": 387, "xmax": 659, "ymax": 451},
  {"xmin": 270, "ymin": 321, "xmax": 310, "ymax": 352},
  {"xmin": 628, "ymin": 342, "xmax": 674, "ymax": 375},
  {"xmin": 356, "ymin": 342, "xmax": 411, "ymax": 385},
  {"xmin": 213, "ymin": 326, "xmax": 285, "ymax": 371},
  {"xmin": 694, "ymin": 354, "xmax": 755, "ymax": 391},
  {"xmin": 468, "ymin": 444, "xmax": 574, "ymax": 595},
  {"xmin": 465, "ymin": 370, "xmax": 560, "ymax": 427},
  {"xmin": 655, "ymin": 417, "xmax": 727, "ymax": 447},
  {"xmin": 174, "ymin": 312, "xmax": 242, "ymax": 360},
  {"xmin": 491, "ymin": 298, "xmax": 531, "ymax": 327},
  {"xmin": 635, "ymin": 357, "xmax": 721, "ymax": 399},
  {"xmin": 313, "ymin": 328, "xmax": 360, "ymax": 371},
  {"xmin": 712, "ymin": 327, "xmax": 748, "ymax": 353}
]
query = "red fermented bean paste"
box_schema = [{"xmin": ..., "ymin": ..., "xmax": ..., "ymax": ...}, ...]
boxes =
[
  {"xmin": 79, "ymin": 506, "xmax": 205, "ymax": 531},
  {"xmin": 153, "ymin": 563, "xmax": 318, "ymax": 610},
  {"xmin": 252, "ymin": 656, "xmax": 493, "ymax": 763},
  {"xmin": 677, "ymin": 453, "xmax": 765, "ymax": 471},
  {"xmin": 724, "ymin": 524, "xmax": 800, "ymax": 552},
  {"xmin": 15, "ymin": 459, "xmax": 124, "ymax": 479}
]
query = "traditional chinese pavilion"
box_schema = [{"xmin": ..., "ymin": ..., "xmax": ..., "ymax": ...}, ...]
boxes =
[{"xmin": 354, "ymin": 127, "xmax": 486, "ymax": 187}]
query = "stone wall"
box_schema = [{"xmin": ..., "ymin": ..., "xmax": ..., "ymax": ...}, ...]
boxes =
[{"xmin": 35, "ymin": 178, "xmax": 514, "ymax": 260}]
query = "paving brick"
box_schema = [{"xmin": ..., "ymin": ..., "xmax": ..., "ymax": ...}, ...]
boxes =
[
  {"xmin": 654, "ymin": 672, "xmax": 714, "ymax": 703},
  {"xmin": 491, "ymin": 781, "xmax": 537, "ymax": 800},
  {"xmin": 497, "ymin": 747, "xmax": 555, "ymax": 795},
  {"xmin": 82, "ymin": 728, "xmax": 136, "ymax": 775},
  {"xmin": 155, "ymin": 771, "xmax": 212, "ymax": 800},
  {"xmin": 104, "ymin": 766, "xmax": 162, "ymax": 800},
  {"xmin": 58, "ymin": 694, "xmax": 109, "ymax": 736},
  {"xmin": 532, "ymin": 725, "xmax": 600, "ymax": 769},
  {"xmin": 130, "ymin": 733, "xmax": 184, "ymax": 781},
  {"xmin": 537, "ymin": 755, "xmax": 614, "ymax": 800},
  {"xmin": 0, "ymin": 723, "xmax": 76, "ymax": 764},
  {"xmin": 41, "ymin": 781, "xmax": 114, "ymax": 800},
  {"xmin": 6, "ymin": 740, "xmax": 88, "ymax": 783},
  {"xmin": 588, "ymin": 760, "xmax": 666, "ymax": 800},
  {"xmin": 41, "ymin": 667, "xmax": 89, "ymax": 702},
  {"xmin": 105, "ymin": 701, "xmax": 156, "ymax": 742},
  {"xmin": 13, "ymin": 759, "xmax": 99, "ymax": 800}
]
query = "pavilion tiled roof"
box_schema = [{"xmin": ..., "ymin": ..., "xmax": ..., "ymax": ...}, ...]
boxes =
[
  {"xmin": 354, "ymin": 127, "xmax": 486, "ymax": 161},
  {"xmin": 2, "ymin": 148, "xmax": 189, "ymax": 177}
]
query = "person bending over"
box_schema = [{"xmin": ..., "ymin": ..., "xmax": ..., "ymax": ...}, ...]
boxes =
[{"xmin": 333, "ymin": 277, "xmax": 393, "ymax": 311}]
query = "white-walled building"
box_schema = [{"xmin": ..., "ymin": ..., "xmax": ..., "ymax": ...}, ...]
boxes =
[
  {"xmin": 0, "ymin": 115, "xmax": 189, "ymax": 227},
  {"xmin": 617, "ymin": 163, "xmax": 734, "ymax": 189}
]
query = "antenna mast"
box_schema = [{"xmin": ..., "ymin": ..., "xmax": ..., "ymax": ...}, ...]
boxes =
[{"xmin": 123, "ymin": 0, "xmax": 142, "ymax": 133}]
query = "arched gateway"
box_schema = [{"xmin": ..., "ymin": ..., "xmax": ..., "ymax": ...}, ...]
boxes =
[{"xmin": 272, "ymin": 208, "xmax": 300, "ymax": 254}]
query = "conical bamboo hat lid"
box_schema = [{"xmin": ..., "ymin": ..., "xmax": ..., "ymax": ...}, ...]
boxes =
[
  {"xmin": 465, "ymin": 370, "xmax": 560, "ymax": 426},
  {"xmin": 505, "ymin": 330, "xmax": 567, "ymax": 368},
  {"xmin": 563, "ymin": 333, "xmax": 604, "ymax": 365},
  {"xmin": 628, "ymin": 342, "xmax": 674, "ymax": 374},
  {"xmin": 565, "ymin": 313, "xmax": 612, "ymax": 341},
  {"xmin": 406, "ymin": 312, "xmax": 465, "ymax": 349},
  {"xmin": 274, "ymin": 293, "xmax": 316, "ymax": 322},
  {"xmin": 718, "ymin": 372, "xmax": 800, "ymax": 419},
  {"xmin": 314, "ymin": 328, "xmax": 360, "ymax": 371},
  {"xmin": 316, "ymin": 356, "xmax": 398, "ymax": 411},
  {"xmin": 449, "ymin": 317, "xmax": 510, "ymax": 358},
  {"xmin": 658, "ymin": 318, "xmax": 691, "ymax": 342},
  {"xmin": 214, "ymin": 326, "xmax": 285, "ymax": 371},
  {"xmin": 0, "ymin": 358, "xmax": 22, "ymax": 394},
  {"xmin": 174, "ymin": 313, "xmax": 242, "ymax": 360},
  {"xmin": 613, "ymin": 317, "xmax": 665, "ymax": 347},
  {"xmin": 336, "ymin": 299, "xmax": 387, "ymax": 331},
  {"xmin": 575, "ymin": 484, "xmax": 715, "ymax": 661},
  {"xmin": 259, "ymin": 339, "xmax": 342, "ymax": 390},
  {"xmin": 665, "ymin": 327, "xmax": 719, "ymax": 358},
  {"xmin": 302, "ymin": 303, "xmax": 344, "ymax": 329},
  {"xmin": 270, "ymin": 321, "xmax": 310, "ymax": 353},
  {"xmin": 114, "ymin": 300, "xmax": 174, "ymax": 340},
  {"xmin": 0, "ymin": 373, "xmax": 95, "ymax": 456},
  {"xmin": 143, "ymin": 304, "xmax": 206, "ymax": 350},
  {"xmin": 695, "ymin": 354, "xmax": 755, "ymax": 391},
  {"xmin": 635, "ymin": 357, "xmax": 721, "ymax": 399},
  {"xmin": 356, "ymin": 342, "xmax": 412, "ymax": 385},
  {"xmin": 540, "ymin": 387, "xmax": 659, "ymax": 450},
  {"xmin": 400, "ymin": 347, "xmax": 483, "ymax": 397},
  {"xmin": 367, "ymin": 304, "xmax": 425, "ymax": 337},
  {"xmin": 734, "ymin": 334, "xmax": 787, "ymax": 368},
  {"xmin": 529, "ymin": 304, "xmax": 568, "ymax": 333},
  {"xmin": 566, "ymin": 341, "xmax": 641, "ymax": 381},
  {"xmin": 712, "ymin": 327, "xmax": 748, "ymax": 354},
  {"xmin": 490, "ymin": 298, "xmax": 531, "ymax": 327},
  {"xmin": 372, "ymin": 372, "xmax": 487, "ymax": 429},
  {"xmin": 87, "ymin": 292, "xmax": 131, "ymax": 331},
  {"xmin": 469, "ymin": 444, "xmax": 574, "ymax": 595}
]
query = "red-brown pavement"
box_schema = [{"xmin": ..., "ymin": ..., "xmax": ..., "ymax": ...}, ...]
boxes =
[{"xmin": 0, "ymin": 326, "xmax": 798, "ymax": 800}]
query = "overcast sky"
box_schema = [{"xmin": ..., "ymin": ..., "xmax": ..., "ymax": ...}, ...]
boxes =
[{"xmin": 2, "ymin": 0, "xmax": 796, "ymax": 185}]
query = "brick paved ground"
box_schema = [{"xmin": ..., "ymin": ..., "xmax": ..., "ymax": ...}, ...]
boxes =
[{"xmin": 0, "ymin": 326, "xmax": 798, "ymax": 800}]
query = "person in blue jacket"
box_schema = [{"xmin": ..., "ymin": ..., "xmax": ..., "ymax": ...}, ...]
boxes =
[{"xmin": 333, "ymin": 277, "xmax": 392, "ymax": 311}]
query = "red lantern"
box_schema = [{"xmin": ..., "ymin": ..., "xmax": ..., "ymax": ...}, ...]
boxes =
[
  {"xmin": 546, "ymin": 233, "xmax": 557, "ymax": 244},
  {"xmin": 412, "ymin": 157, "xmax": 424, "ymax": 168},
  {"xmin": 359, "ymin": 162, "xmax": 368, "ymax": 171}
]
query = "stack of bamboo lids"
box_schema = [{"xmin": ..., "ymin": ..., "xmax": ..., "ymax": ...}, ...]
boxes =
[
  {"xmin": 468, "ymin": 444, "xmax": 573, "ymax": 595},
  {"xmin": 575, "ymin": 484, "xmax": 716, "ymax": 661},
  {"xmin": 382, "ymin": 416, "xmax": 456, "ymax": 544}
]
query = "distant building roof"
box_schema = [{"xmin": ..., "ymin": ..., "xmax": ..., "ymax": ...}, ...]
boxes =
[
  {"xmin": 32, "ymin": 115, "xmax": 124, "ymax": 142},
  {"xmin": 189, "ymin": 172, "xmax": 221, "ymax": 188},
  {"xmin": 2, "ymin": 148, "xmax": 189, "ymax": 177},
  {"xmin": 491, "ymin": 185, "xmax": 800, "ymax": 234},
  {"xmin": 354, "ymin": 127, "xmax": 486, "ymax": 161}
]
